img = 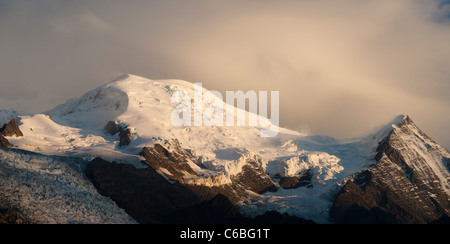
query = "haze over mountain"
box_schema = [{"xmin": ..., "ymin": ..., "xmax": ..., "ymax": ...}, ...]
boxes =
[{"xmin": 1, "ymin": 0, "xmax": 450, "ymax": 150}]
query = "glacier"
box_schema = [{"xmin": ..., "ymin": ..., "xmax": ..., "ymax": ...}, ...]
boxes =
[{"xmin": 0, "ymin": 147, "xmax": 136, "ymax": 224}]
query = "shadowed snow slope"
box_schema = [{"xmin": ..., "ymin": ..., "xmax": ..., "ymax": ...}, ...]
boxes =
[{"xmin": 0, "ymin": 147, "xmax": 136, "ymax": 224}]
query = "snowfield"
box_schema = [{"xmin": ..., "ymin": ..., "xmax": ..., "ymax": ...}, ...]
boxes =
[{"xmin": 2, "ymin": 74, "xmax": 449, "ymax": 223}]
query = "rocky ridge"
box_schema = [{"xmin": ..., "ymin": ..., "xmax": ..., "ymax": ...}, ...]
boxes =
[{"xmin": 330, "ymin": 116, "xmax": 450, "ymax": 224}]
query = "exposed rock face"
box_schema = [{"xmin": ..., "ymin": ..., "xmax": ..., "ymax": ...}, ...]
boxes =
[
  {"xmin": 86, "ymin": 157, "xmax": 312, "ymax": 224},
  {"xmin": 0, "ymin": 118, "xmax": 23, "ymax": 138},
  {"xmin": 277, "ymin": 170, "xmax": 313, "ymax": 189},
  {"xmin": 139, "ymin": 140, "xmax": 240, "ymax": 202},
  {"xmin": 0, "ymin": 118, "xmax": 23, "ymax": 148},
  {"xmin": 330, "ymin": 116, "xmax": 450, "ymax": 224},
  {"xmin": 139, "ymin": 139, "xmax": 278, "ymax": 203},
  {"xmin": 230, "ymin": 159, "xmax": 278, "ymax": 194},
  {"xmin": 118, "ymin": 128, "xmax": 132, "ymax": 147},
  {"xmin": 104, "ymin": 121, "xmax": 132, "ymax": 147},
  {"xmin": 0, "ymin": 199, "xmax": 30, "ymax": 224},
  {"xmin": 0, "ymin": 134, "xmax": 11, "ymax": 148},
  {"xmin": 167, "ymin": 194, "xmax": 248, "ymax": 224},
  {"xmin": 140, "ymin": 140, "xmax": 198, "ymax": 182},
  {"xmin": 86, "ymin": 157, "xmax": 201, "ymax": 224},
  {"xmin": 104, "ymin": 121, "xmax": 120, "ymax": 135}
]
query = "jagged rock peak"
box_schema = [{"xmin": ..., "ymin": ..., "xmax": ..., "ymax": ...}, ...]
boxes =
[
  {"xmin": 330, "ymin": 115, "xmax": 450, "ymax": 224},
  {"xmin": 1, "ymin": 118, "xmax": 23, "ymax": 137},
  {"xmin": 395, "ymin": 115, "xmax": 419, "ymax": 129},
  {"xmin": 399, "ymin": 115, "xmax": 413, "ymax": 125}
]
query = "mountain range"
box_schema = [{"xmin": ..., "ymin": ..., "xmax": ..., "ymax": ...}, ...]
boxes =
[{"xmin": 1, "ymin": 74, "xmax": 449, "ymax": 224}]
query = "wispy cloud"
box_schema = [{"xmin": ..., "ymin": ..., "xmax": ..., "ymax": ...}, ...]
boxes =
[{"xmin": 50, "ymin": 10, "xmax": 113, "ymax": 33}]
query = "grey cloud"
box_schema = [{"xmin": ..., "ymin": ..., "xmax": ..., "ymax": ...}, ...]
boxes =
[{"xmin": 0, "ymin": 0, "xmax": 449, "ymax": 149}]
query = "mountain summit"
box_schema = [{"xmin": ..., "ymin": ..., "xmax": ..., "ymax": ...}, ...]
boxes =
[
  {"xmin": 330, "ymin": 116, "xmax": 450, "ymax": 223},
  {"xmin": 1, "ymin": 74, "xmax": 449, "ymax": 224}
]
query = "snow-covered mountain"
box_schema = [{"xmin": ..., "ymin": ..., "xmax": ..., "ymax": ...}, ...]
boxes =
[
  {"xmin": 1, "ymin": 74, "xmax": 449, "ymax": 224},
  {"xmin": 330, "ymin": 116, "xmax": 450, "ymax": 223}
]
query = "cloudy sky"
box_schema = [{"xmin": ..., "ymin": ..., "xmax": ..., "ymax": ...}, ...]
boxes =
[{"xmin": 1, "ymin": 0, "xmax": 450, "ymax": 148}]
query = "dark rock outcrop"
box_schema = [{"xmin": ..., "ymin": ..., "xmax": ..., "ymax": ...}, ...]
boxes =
[
  {"xmin": 0, "ymin": 210, "xmax": 29, "ymax": 224},
  {"xmin": 329, "ymin": 178, "xmax": 399, "ymax": 224},
  {"xmin": 0, "ymin": 134, "xmax": 11, "ymax": 148},
  {"xmin": 86, "ymin": 157, "xmax": 312, "ymax": 224},
  {"xmin": 430, "ymin": 214, "xmax": 450, "ymax": 224},
  {"xmin": 230, "ymin": 159, "xmax": 279, "ymax": 194},
  {"xmin": 104, "ymin": 121, "xmax": 120, "ymax": 135},
  {"xmin": 104, "ymin": 121, "xmax": 132, "ymax": 147},
  {"xmin": 181, "ymin": 157, "xmax": 279, "ymax": 203},
  {"xmin": 330, "ymin": 116, "xmax": 450, "ymax": 224},
  {"xmin": 168, "ymin": 194, "xmax": 248, "ymax": 224},
  {"xmin": 140, "ymin": 140, "xmax": 198, "ymax": 182},
  {"xmin": 118, "ymin": 128, "xmax": 132, "ymax": 147},
  {"xmin": 0, "ymin": 199, "xmax": 30, "ymax": 224},
  {"xmin": 277, "ymin": 170, "xmax": 313, "ymax": 189},
  {"xmin": 85, "ymin": 157, "xmax": 201, "ymax": 224},
  {"xmin": 0, "ymin": 118, "xmax": 23, "ymax": 137}
]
